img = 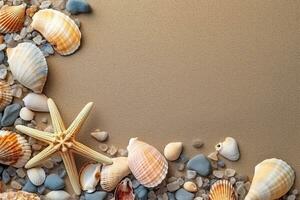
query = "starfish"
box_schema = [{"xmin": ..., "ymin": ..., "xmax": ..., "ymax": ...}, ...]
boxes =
[{"xmin": 16, "ymin": 98, "xmax": 113, "ymax": 195}]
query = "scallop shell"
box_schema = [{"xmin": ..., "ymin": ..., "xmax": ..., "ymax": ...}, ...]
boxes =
[
  {"xmin": 31, "ymin": 9, "xmax": 81, "ymax": 55},
  {"xmin": 79, "ymin": 162, "xmax": 101, "ymax": 193},
  {"xmin": 114, "ymin": 178, "xmax": 135, "ymax": 200},
  {"xmin": 209, "ymin": 180, "xmax": 236, "ymax": 200},
  {"xmin": 7, "ymin": 42, "xmax": 48, "ymax": 93},
  {"xmin": 100, "ymin": 157, "xmax": 130, "ymax": 191},
  {"xmin": 245, "ymin": 158, "xmax": 295, "ymax": 200},
  {"xmin": 45, "ymin": 190, "xmax": 71, "ymax": 200},
  {"xmin": 27, "ymin": 167, "xmax": 46, "ymax": 186},
  {"xmin": 0, "ymin": 131, "xmax": 31, "ymax": 168},
  {"xmin": 0, "ymin": 4, "xmax": 26, "ymax": 33},
  {"xmin": 215, "ymin": 137, "xmax": 240, "ymax": 161},
  {"xmin": 0, "ymin": 80, "xmax": 12, "ymax": 111},
  {"xmin": 127, "ymin": 138, "xmax": 168, "ymax": 188},
  {"xmin": 0, "ymin": 191, "xmax": 40, "ymax": 200}
]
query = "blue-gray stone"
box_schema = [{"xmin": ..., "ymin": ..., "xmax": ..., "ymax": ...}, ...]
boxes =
[
  {"xmin": 135, "ymin": 185, "xmax": 148, "ymax": 200},
  {"xmin": 44, "ymin": 174, "xmax": 65, "ymax": 190},
  {"xmin": 6, "ymin": 166, "xmax": 16, "ymax": 177},
  {"xmin": 22, "ymin": 180, "xmax": 38, "ymax": 193},
  {"xmin": 0, "ymin": 165, "xmax": 4, "ymax": 175},
  {"xmin": 186, "ymin": 154, "xmax": 212, "ymax": 176},
  {"xmin": 58, "ymin": 168, "xmax": 67, "ymax": 178},
  {"xmin": 175, "ymin": 188, "xmax": 194, "ymax": 200},
  {"xmin": 2, "ymin": 169, "xmax": 10, "ymax": 184},
  {"xmin": 37, "ymin": 185, "xmax": 46, "ymax": 194},
  {"xmin": 66, "ymin": 0, "xmax": 91, "ymax": 14},
  {"xmin": 85, "ymin": 191, "xmax": 107, "ymax": 200},
  {"xmin": 0, "ymin": 51, "xmax": 4, "ymax": 64},
  {"xmin": 1, "ymin": 104, "xmax": 21, "ymax": 126},
  {"xmin": 168, "ymin": 192, "xmax": 176, "ymax": 200}
]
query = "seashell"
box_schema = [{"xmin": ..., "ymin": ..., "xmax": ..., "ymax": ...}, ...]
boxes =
[
  {"xmin": 245, "ymin": 158, "xmax": 295, "ymax": 200},
  {"xmin": 215, "ymin": 137, "xmax": 240, "ymax": 161},
  {"xmin": 7, "ymin": 42, "xmax": 48, "ymax": 93},
  {"xmin": 100, "ymin": 157, "xmax": 130, "ymax": 191},
  {"xmin": 127, "ymin": 138, "xmax": 168, "ymax": 188},
  {"xmin": 0, "ymin": 191, "xmax": 40, "ymax": 200},
  {"xmin": 209, "ymin": 180, "xmax": 236, "ymax": 200},
  {"xmin": 183, "ymin": 181, "xmax": 198, "ymax": 193},
  {"xmin": 45, "ymin": 190, "xmax": 71, "ymax": 200},
  {"xmin": 27, "ymin": 167, "xmax": 46, "ymax": 186},
  {"xmin": 31, "ymin": 9, "xmax": 81, "ymax": 55},
  {"xmin": 19, "ymin": 107, "xmax": 35, "ymax": 121},
  {"xmin": 0, "ymin": 80, "xmax": 13, "ymax": 111},
  {"xmin": 0, "ymin": 4, "xmax": 26, "ymax": 33},
  {"xmin": 79, "ymin": 162, "xmax": 101, "ymax": 193},
  {"xmin": 23, "ymin": 93, "xmax": 49, "ymax": 112},
  {"xmin": 163, "ymin": 142, "xmax": 183, "ymax": 161},
  {"xmin": 91, "ymin": 130, "xmax": 109, "ymax": 142},
  {"xmin": 0, "ymin": 131, "xmax": 31, "ymax": 168},
  {"xmin": 114, "ymin": 178, "xmax": 135, "ymax": 200}
]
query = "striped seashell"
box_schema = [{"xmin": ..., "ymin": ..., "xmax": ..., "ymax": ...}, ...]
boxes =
[
  {"xmin": 0, "ymin": 131, "xmax": 31, "ymax": 168},
  {"xmin": 0, "ymin": 4, "xmax": 26, "ymax": 33},
  {"xmin": 0, "ymin": 191, "xmax": 40, "ymax": 200},
  {"xmin": 7, "ymin": 42, "xmax": 48, "ymax": 93},
  {"xmin": 127, "ymin": 138, "xmax": 168, "ymax": 188},
  {"xmin": 114, "ymin": 178, "xmax": 135, "ymax": 200},
  {"xmin": 31, "ymin": 9, "xmax": 81, "ymax": 55},
  {"xmin": 0, "ymin": 80, "xmax": 12, "ymax": 111},
  {"xmin": 79, "ymin": 162, "xmax": 101, "ymax": 193},
  {"xmin": 209, "ymin": 180, "xmax": 236, "ymax": 200},
  {"xmin": 245, "ymin": 158, "xmax": 295, "ymax": 200}
]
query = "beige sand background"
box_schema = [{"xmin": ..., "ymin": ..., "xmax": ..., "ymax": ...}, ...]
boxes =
[{"xmin": 42, "ymin": 0, "xmax": 299, "ymax": 193}]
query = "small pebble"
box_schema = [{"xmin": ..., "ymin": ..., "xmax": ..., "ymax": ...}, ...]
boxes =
[
  {"xmin": 39, "ymin": 0, "xmax": 52, "ymax": 9},
  {"xmin": 85, "ymin": 191, "xmax": 107, "ymax": 200},
  {"xmin": 2, "ymin": 169, "xmax": 11, "ymax": 184},
  {"xmin": 90, "ymin": 130, "xmax": 108, "ymax": 142},
  {"xmin": 99, "ymin": 143, "xmax": 108, "ymax": 152},
  {"xmin": 287, "ymin": 194, "xmax": 296, "ymax": 200},
  {"xmin": 213, "ymin": 170, "xmax": 224, "ymax": 179},
  {"xmin": 6, "ymin": 166, "xmax": 17, "ymax": 176},
  {"xmin": 1, "ymin": 103, "xmax": 21, "ymax": 126},
  {"xmin": 217, "ymin": 160, "xmax": 226, "ymax": 168},
  {"xmin": 224, "ymin": 168, "xmax": 236, "ymax": 177},
  {"xmin": 167, "ymin": 181, "xmax": 180, "ymax": 192},
  {"xmin": 44, "ymin": 174, "xmax": 65, "ymax": 190},
  {"xmin": 37, "ymin": 185, "xmax": 46, "ymax": 194},
  {"xmin": 132, "ymin": 179, "xmax": 140, "ymax": 189},
  {"xmin": 32, "ymin": 143, "xmax": 42, "ymax": 151},
  {"xmin": 0, "ymin": 64, "xmax": 7, "ymax": 79},
  {"xmin": 192, "ymin": 139, "xmax": 204, "ymax": 148},
  {"xmin": 66, "ymin": 0, "xmax": 91, "ymax": 14},
  {"xmin": 196, "ymin": 177, "xmax": 203, "ymax": 188},
  {"xmin": 0, "ymin": 43, "xmax": 6, "ymax": 51},
  {"xmin": 292, "ymin": 189, "xmax": 299, "ymax": 195},
  {"xmin": 19, "ymin": 107, "xmax": 35, "ymax": 121},
  {"xmin": 118, "ymin": 148, "xmax": 128, "ymax": 157},
  {"xmin": 183, "ymin": 181, "xmax": 198, "ymax": 193},
  {"xmin": 135, "ymin": 185, "xmax": 148, "ymax": 200},
  {"xmin": 186, "ymin": 154, "xmax": 212, "ymax": 176},
  {"xmin": 22, "ymin": 180, "xmax": 38, "ymax": 193},
  {"xmin": 175, "ymin": 188, "xmax": 195, "ymax": 200},
  {"xmin": 10, "ymin": 180, "xmax": 22, "ymax": 190},
  {"xmin": 107, "ymin": 145, "xmax": 118, "ymax": 156},
  {"xmin": 186, "ymin": 170, "xmax": 197, "ymax": 179},
  {"xmin": 42, "ymin": 159, "xmax": 55, "ymax": 169}
]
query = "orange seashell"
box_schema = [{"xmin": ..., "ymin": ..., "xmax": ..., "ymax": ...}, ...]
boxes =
[
  {"xmin": 0, "ymin": 4, "xmax": 26, "ymax": 33},
  {"xmin": 114, "ymin": 178, "xmax": 135, "ymax": 200},
  {"xmin": 0, "ymin": 80, "xmax": 12, "ymax": 111},
  {"xmin": 31, "ymin": 9, "xmax": 81, "ymax": 56},
  {"xmin": 0, "ymin": 131, "xmax": 31, "ymax": 168},
  {"xmin": 127, "ymin": 138, "xmax": 168, "ymax": 188},
  {"xmin": 209, "ymin": 180, "xmax": 236, "ymax": 200}
]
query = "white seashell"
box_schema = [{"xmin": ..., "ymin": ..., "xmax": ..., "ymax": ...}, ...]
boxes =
[
  {"xmin": 7, "ymin": 42, "xmax": 48, "ymax": 93},
  {"xmin": 23, "ymin": 93, "xmax": 49, "ymax": 112},
  {"xmin": 100, "ymin": 157, "xmax": 130, "ymax": 191},
  {"xmin": 215, "ymin": 137, "xmax": 240, "ymax": 161},
  {"xmin": 245, "ymin": 158, "xmax": 295, "ymax": 200},
  {"xmin": 127, "ymin": 138, "xmax": 168, "ymax": 188},
  {"xmin": 19, "ymin": 107, "xmax": 35, "ymax": 121},
  {"xmin": 45, "ymin": 190, "xmax": 71, "ymax": 200},
  {"xmin": 79, "ymin": 163, "xmax": 101, "ymax": 193},
  {"xmin": 209, "ymin": 180, "xmax": 236, "ymax": 200},
  {"xmin": 0, "ymin": 80, "xmax": 13, "ymax": 111},
  {"xmin": 163, "ymin": 142, "xmax": 183, "ymax": 161},
  {"xmin": 90, "ymin": 131, "xmax": 108, "ymax": 142},
  {"xmin": 27, "ymin": 167, "xmax": 46, "ymax": 186}
]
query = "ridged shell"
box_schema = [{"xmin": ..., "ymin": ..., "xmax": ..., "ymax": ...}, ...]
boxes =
[
  {"xmin": 215, "ymin": 137, "xmax": 240, "ymax": 161},
  {"xmin": 209, "ymin": 180, "xmax": 236, "ymax": 200},
  {"xmin": 0, "ymin": 131, "xmax": 31, "ymax": 168},
  {"xmin": 114, "ymin": 178, "xmax": 135, "ymax": 200},
  {"xmin": 127, "ymin": 138, "xmax": 168, "ymax": 188},
  {"xmin": 45, "ymin": 190, "xmax": 71, "ymax": 200},
  {"xmin": 245, "ymin": 158, "xmax": 295, "ymax": 200},
  {"xmin": 79, "ymin": 162, "xmax": 101, "ymax": 193},
  {"xmin": 0, "ymin": 4, "xmax": 26, "ymax": 33},
  {"xmin": 7, "ymin": 42, "xmax": 48, "ymax": 93},
  {"xmin": 100, "ymin": 157, "xmax": 130, "ymax": 191},
  {"xmin": 0, "ymin": 191, "xmax": 40, "ymax": 200},
  {"xmin": 0, "ymin": 80, "xmax": 12, "ymax": 111},
  {"xmin": 27, "ymin": 167, "xmax": 46, "ymax": 186},
  {"xmin": 31, "ymin": 9, "xmax": 81, "ymax": 55}
]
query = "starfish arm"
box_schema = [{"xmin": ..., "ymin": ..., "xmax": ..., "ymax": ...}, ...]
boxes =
[
  {"xmin": 25, "ymin": 145, "xmax": 57, "ymax": 168},
  {"xmin": 60, "ymin": 151, "xmax": 81, "ymax": 195},
  {"xmin": 16, "ymin": 125, "xmax": 55, "ymax": 144},
  {"xmin": 48, "ymin": 98, "xmax": 66, "ymax": 133},
  {"xmin": 72, "ymin": 141, "xmax": 113, "ymax": 165}
]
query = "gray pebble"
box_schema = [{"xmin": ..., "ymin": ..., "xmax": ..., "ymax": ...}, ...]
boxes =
[
  {"xmin": 213, "ymin": 170, "xmax": 224, "ymax": 179},
  {"xmin": 85, "ymin": 191, "xmax": 107, "ymax": 200},
  {"xmin": 177, "ymin": 163, "xmax": 185, "ymax": 171},
  {"xmin": 0, "ymin": 64, "xmax": 7, "ymax": 79},
  {"xmin": 186, "ymin": 170, "xmax": 197, "ymax": 179},
  {"xmin": 148, "ymin": 191, "xmax": 157, "ymax": 200},
  {"xmin": 99, "ymin": 143, "xmax": 108, "ymax": 152},
  {"xmin": 10, "ymin": 180, "xmax": 22, "ymax": 189},
  {"xmin": 1, "ymin": 103, "xmax": 21, "ymax": 126},
  {"xmin": 132, "ymin": 179, "xmax": 140, "ymax": 189},
  {"xmin": 6, "ymin": 166, "xmax": 16, "ymax": 176},
  {"xmin": 107, "ymin": 145, "xmax": 118, "ymax": 156},
  {"xmin": 168, "ymin": 192, "xmax": 176, "ymax": 200},
  {"xmin": 16, "ymin": 168, "xmax": 26, "ymax": 178},
  {"xmin": 39, "ymin": 0, "xmax": 52, "ymax": 9},
  {"xmin": 225, "ymin": 168, "xmax": 236, "ymax": 177},
  {"xmin": 287, "ymin": 194, "xmax": 296, "ymax": 200},
  {"xmin": 192, "ymin": 139, "xmax": 204, "ymax": 148},
  {"xmin": 58, "ymin": 168, "xmax": 67, "ymax": 178},
  {"xmin": 186, "ymin": 154, "xmax": 212, "ymax": 176},
  {"xmin": 167, "ymin": 181, "xmax": 180, "ymax": 192},
  {"xmin": 196, "ymin": 177, "xmax": 203, "ymax": 188},
  {"xmin": 0, "ymin": 165, "xmax": 4, "ymax": 175},
  {"xmin": 0, "ymin": 51, "xmax": 4, "ymax": 64},
  {"xmin": 175, "ymin": 188, "xmax": 195, "ymax": 200},
  {"xmin": 292, "ymin": 189, "xmax": 299, "ymax": 195},
  {"xmin": 37, "ymin": 185, "xmax": 46, "ymax": 194},
  {"xmin": 66, "ymin": 0, "xmax": 91, "ymax": 14},
  {"xmin": 44, "ymin": 174, "xmax": 65, "ymax": 190},
  {"xmin": 22, "ymin": 180, "xmax": 38, "ymax": 193},
  {"xmin": 2, "ymin": 169, "xmax": 11, "ymax": 184}
]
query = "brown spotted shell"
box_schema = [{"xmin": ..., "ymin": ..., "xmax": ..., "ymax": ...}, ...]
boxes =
[
  {"xmin": 209, "ymin": 180, "xmax": 236, "ymax": 200},
  {"xmin": 0, "ymin": 4, "xmax": 26, "ymax": 33},
  {"xmin": 0, "ymin": 191, "xmax": 40, "ymax": 200},
  {"xmin": 114, "ymin": 178, "xmax": 135, "ymax": 200},
  {"xmin": 0, "ymin": 80, "xmax": 12, "ymax": 111}
]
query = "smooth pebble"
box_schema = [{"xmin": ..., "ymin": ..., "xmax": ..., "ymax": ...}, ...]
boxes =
[
  {"xmin": 19, "ymin": 107, "xmax": 35, "ymax": 121},
  {"xmin": 85, "ymin": 191, "xmax": 107, "ymax": 200},
  {"xmin": 186, "ymin": 154, "xmax": 212, "ymax": 176},
  {"xmin": 90, "ymin": 130, "xmax": 108, "ymax": 142},
  {"xmin": 175, "ymin": 188, "xmax": 195, "ymax": 200},
  {"xmin": 1, "ymin": 104, "xmax": 21, "ymax": 126},
  {"xmin": 44, "ymin": 174, "xmax": 65, "ymax": 190},
  {"xmin": 22, "ymin": 180, "xmax": 38, "ymax": 193},
  {"xmin": 66, "ymin": 0, "xmax": 91, "ymax": 14}
]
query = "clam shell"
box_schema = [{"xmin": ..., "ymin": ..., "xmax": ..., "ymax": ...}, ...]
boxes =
[
  {"xmin": 127, "ymin": 138, "xmax": 168, "ymax": 188},
  {"xmin": 45, "ymin": 190, "xmax": 71, "ymax": 200},
  {"xmin": 0, "ymin": 191, "xmax": 40, "ymax": 200},
  {"xmin": 31, "ymin": 9, "xmax": 81, "ymax": 55},
  {"xmin": 7, "ymin": 42, "xmax": 48, "ymax": 93},
  {"xmin": 245, "ymin": 158, "xmax": 295, "ymax": 200},
  {"xmin": 27, "ymin": 167, "xmax": 46, "ymax": 186},
  {"xmin": 114, "ymin": 178, "xmax": 135, "ymax": 200},
  {"xmin": 23, "ymin": 93, "xmax": 49, "ymax": 112},
  {"xmin": 163, "ymin": 142, "xmax": 183, "ymax": 161},
  {"xmin": 0, "ymin": 131, "xmax": 31, "ymax": 168},
  {"xmin": 215, "ymin": 137, "xmax": 240, "ymax": 161},
  {"xmin": 209, "ymin": 180, "xmax": 236, "ymax": 200},
  {"xmin": 79, "ymin": 162, "xmax": 101, "ymax": 193},
  {"xmin": 0, "ymin": 4, "xmax": 26, "ymax": 33},
  {"xmin": 0, "ymin": 80, "xmax": 13, "ymax": 111},
  {"xmin": 100, "ymin": 157, "xmax": 130, "ymax": 191}
]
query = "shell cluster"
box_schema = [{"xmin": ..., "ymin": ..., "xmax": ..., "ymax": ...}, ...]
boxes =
[{"xmin": 0, "ymin": 4, "xmax": 26, "ymax": 33}]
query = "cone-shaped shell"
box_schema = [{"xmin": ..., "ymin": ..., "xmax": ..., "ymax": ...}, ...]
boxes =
[
  {"xmin": 31, "ymin": 9, "xmax": 81, "ymax": 55},
  {"xmin": 245, "ymin": 158, "xmax": 295, "ymax": 200},
  {"xmin": 7, "ymin": 42, "xmax": 48, "ymax": 93},
  {"xmin": 0, "ymin": 80, "xmax": 12, "ymax": 111},
  {"xmin": 100, "ymin": 157, "xmax": 130, "ymax": 192},
  {"xmin": 127, "ymin": 138, "xmax": 168, "ymax": 188},
  {"xmin": 209, "ymin": 180, "xmax": 236, "ymax": 200},
  {"xmin": 0, "ymin": 131, "xmax": 31, "ymax": 168},
  {"xmin": 79, "ymin": 162, "xmax": 101, "ymax": 193},
  {"xmin": 0, "ymin": 4, "xmax": 26, "ymax": 33},
  {"xmin": 0, "ymin": 191, "xmax": 40, "ymax": 200},
  {"xmin": 114, "ymin": 178, "xmax": 135, "ymax": 200}
]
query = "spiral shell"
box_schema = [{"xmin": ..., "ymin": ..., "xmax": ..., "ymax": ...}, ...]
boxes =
[
  {"xmin": 127, "ymin": 138, "xmax": 168, "ymax": 188},
  {"xmin": 79, "ymin": 162, "xmax": 101, "ymax": 193},
  {"xmin": 7, "ymin": 42, "xmax": 48, "ymax": 93},
  {"xmin": 114, "ymin": 178, "xmax": 135, "ymax": 200},
  {"xmin": 0, "ymin": 191, "xmax": 40, "ymax": 200},
  {"xmin": 0, "ymin": 131, "xmax": 31, "ymax": 168},
  {"xmin": 31, "ymin": 9, "xmax": 81, "ymax": 55},
  {"xmin": 209, "ymin": 180, "xmax": 236, "ymax": 200},
  {"xmin": 245, "ymin": 158, "xmax": 295, "ymax": 200},
  {"xmin": 0, "ymin": 4, "xmax": 26, "ymax": 33},
  {"xmin": 0, "ymin": 80, "xmax": 12, "ymax": 111}
]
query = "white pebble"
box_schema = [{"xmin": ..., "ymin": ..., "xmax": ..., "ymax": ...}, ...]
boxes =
[
  {"xmin": 90, "ymin": 131, "xmax": 108, "ymax": 142},
  {"xmin": 20, "ymin": 107, "xmax": 35, "ymax": 121}
]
